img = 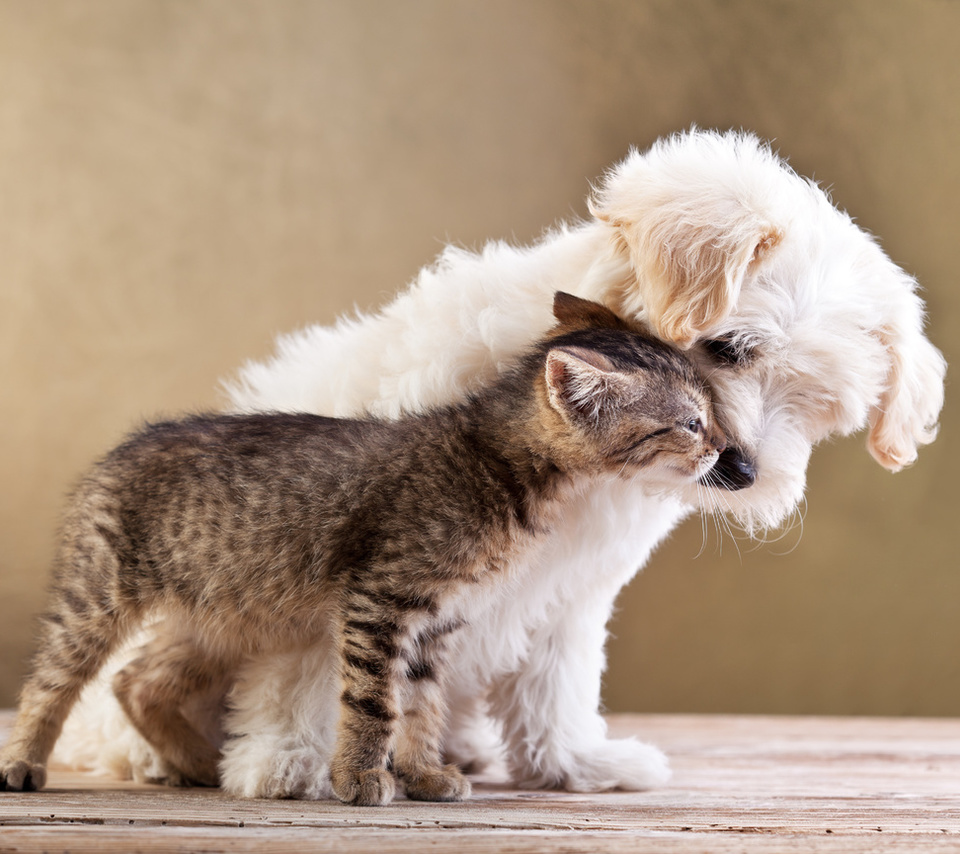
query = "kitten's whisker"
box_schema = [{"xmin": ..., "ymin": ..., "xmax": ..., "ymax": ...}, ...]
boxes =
[{"xmin": 693, "ymin": 481, "xmax": 710, "ymax": 559}]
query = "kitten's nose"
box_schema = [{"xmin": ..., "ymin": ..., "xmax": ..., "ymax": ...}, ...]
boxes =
[{"xmin": 699, "ymin": 446, "xmax": 756, "ymax": 491}]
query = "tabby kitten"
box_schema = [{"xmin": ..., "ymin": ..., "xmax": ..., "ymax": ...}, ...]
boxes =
[{"xmin": 0, "ymin": 292, "xmax": 725, "ymax": 805}]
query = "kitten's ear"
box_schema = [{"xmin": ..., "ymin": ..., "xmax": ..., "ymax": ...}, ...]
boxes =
[
  {"xmin": 545, "ymin": 345, "xmax": 635, "ymax": 422},
  {"xmin": 552, "ymin": 291, "xmax": 626, "ymax": 331}
]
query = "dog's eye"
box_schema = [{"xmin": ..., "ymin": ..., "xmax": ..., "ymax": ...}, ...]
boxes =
[{"xmin": 703, "ymin": 335, "xmax": 755, "ymax": 367}]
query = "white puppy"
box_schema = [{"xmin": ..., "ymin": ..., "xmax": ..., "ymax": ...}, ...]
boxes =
[{"xmin": 56, "ymin": 129, "xmax": 944, "ymax": 797}]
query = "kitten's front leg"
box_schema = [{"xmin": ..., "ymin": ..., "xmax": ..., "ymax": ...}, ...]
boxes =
[
  {"xmin": 393, "ymin": 625, "xmax": 470, "ymax": 802},
  {"xmin": 329, "ymin": 614, "xmax": 401, "ymax": 806}
]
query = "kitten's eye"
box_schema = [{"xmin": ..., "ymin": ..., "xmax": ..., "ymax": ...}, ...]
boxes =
[{"xmin": 685, "ymin": 418, "xmax": 703, "ymax": 435}]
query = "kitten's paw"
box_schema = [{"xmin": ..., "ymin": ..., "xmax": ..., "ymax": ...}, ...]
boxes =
[
  {"xmin": 131, "ymin": 754, "xmax": 217, "ymax": 788},
  {"xmin": 127, "ymin": 750, "xmax": 180, "ymax": 786},
  {"xmin": 0, "ymin": 757, "xmax": 47, "ymax": 792},
  {"xmin": 174, "ymin": 753, "xmax": 220, "ymax": 788},
  {"xmin": 161, "ymin": 766, "xmax": 218, "ymax": 788},
  {"xmin": 331, "ymin": 767, "xmax": 395, "ymax": 806},
  {"xmin": 402, "ymin": 764, "xmax": 471, "ymax": 802}
]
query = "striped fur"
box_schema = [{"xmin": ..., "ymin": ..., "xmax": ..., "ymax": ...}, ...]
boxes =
[{"xmin": 0, "ymin": 294, "xmax": 723, "ymax": 804}]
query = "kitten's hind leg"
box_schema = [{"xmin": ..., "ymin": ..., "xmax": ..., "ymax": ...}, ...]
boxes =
[
  {"xmin": 112, "ymin": 632, "xmax": 228, "ymax": 787},
  {"xmin": 1, "ymin": 522, "xmax": 133, "ymax": 791}
]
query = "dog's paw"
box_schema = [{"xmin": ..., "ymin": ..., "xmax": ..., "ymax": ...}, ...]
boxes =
[
  {"xmin": 0, "ymin": 756, "xmax": 47, "ymax": 792},
  {"xmin": 222, "ymin": 746, "xmax": 333, "ymax": 800},
  {"xmin": 331, "ymin": 766, "xmax": 395, "ymax": 806},
  {"xmin": 512, "ymin": 737, "xmax": 671, "ymax": 792},
  {"xmin": 566, "ymin": 738, "xmax": 671, "ymax": 792},
  {"xmin": 443, "ymin": 717, "xmax": 504, "ymax": 775},
  {"xmin": 402, "ymin": 764, "xmax": 471, "ymax": 802}
]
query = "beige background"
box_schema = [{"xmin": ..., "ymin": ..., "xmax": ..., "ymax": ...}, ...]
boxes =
[{"xmin": 1, "ymin": 0, "xmax": 956, "ymax": 714}]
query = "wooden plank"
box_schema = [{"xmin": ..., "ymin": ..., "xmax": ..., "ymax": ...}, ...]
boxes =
[
  {"xmin": 2, "ymin": 712, "xmax": 959, "ymax": 852},
  {"xmin": 4, "ymin": 826, "xmax": 960, "ymax": 854}
]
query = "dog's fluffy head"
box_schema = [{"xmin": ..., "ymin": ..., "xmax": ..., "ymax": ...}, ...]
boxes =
[{"xmin": 589, "ymin": 129, "xmax": 945, "ymax": 531}]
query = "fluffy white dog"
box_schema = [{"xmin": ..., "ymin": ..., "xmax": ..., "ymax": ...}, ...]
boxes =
[{"xmin": 56, "ymin": 129, "xmax": 945, "ymax": 797}]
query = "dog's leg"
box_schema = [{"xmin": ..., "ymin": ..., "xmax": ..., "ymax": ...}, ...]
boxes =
[
  {"xmin": 486, "ymin": 482, "xmax": 680, "ymax": 792},
  {"xmin": 490, "ymin": 592, "xmax": 670, "ymax": 792},
  {"xmin": 219, "ymin": 633, "xmax": 340, "ymax": 800},
  {"xmin": 442, "ymin": 686, "xmax": 503, "ymax": 775}
]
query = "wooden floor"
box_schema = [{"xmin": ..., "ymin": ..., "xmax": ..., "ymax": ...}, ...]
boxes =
[{"xmin": 2, "ymin": 712, "xmax": 959, "ymax": 852}]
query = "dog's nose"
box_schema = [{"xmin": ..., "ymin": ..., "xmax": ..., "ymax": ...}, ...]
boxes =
[{"xmin": 699, "ymin": 446, "xmax": 757, "ymax": 491}]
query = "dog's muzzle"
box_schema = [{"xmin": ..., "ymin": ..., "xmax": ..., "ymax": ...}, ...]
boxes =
[{"xmin": 699, "ymin": 446, "xmax": 757, "ymax": 491}]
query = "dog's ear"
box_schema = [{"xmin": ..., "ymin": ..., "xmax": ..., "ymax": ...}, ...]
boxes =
[
  {"xmin": 866, "ymin": 283, "xmax": 945, "ymax": 472},
  {"xmin": 589, "ymin": 131, "xmax": 787, "ymax": 347}
]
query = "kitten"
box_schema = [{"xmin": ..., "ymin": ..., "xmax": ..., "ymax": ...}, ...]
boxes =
[{"xmin": 0, "ymin": 292, "xmax": 725, "ymax": 805}]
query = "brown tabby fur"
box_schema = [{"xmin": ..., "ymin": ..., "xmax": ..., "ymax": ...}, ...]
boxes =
[{"xmin": 0, "ymin": 293, "xmax": 725, "ymax": 805}]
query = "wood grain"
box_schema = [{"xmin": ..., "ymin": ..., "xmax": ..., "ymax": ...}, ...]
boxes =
[{"xmin": 1, "ymin": 712, "xmax": 958, "ymax": 852}]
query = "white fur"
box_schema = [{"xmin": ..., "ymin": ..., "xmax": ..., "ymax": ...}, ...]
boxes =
[{"xmin": 55, "ymin": 129, "xmax": 944, "ymax": 796}]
